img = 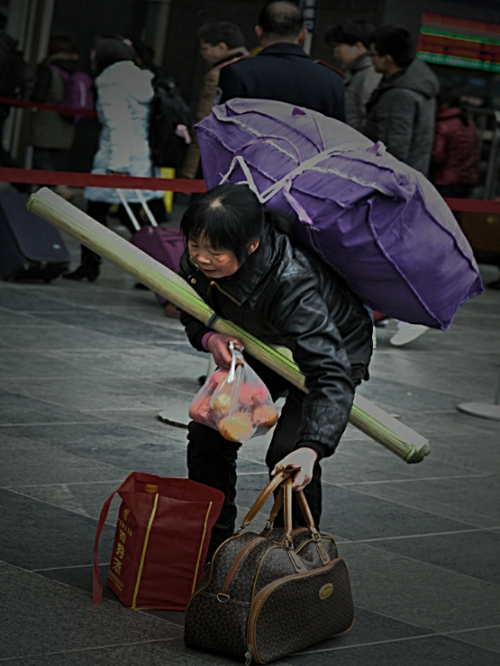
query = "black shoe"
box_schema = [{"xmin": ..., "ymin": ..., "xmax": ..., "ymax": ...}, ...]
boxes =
[
  {"xmin": 63, "ymin": 264, "xmax": 99, "ymax": 282},
  {"xmin": 487, "ymin": 279, "xmax": 500, "ymax": 290}
]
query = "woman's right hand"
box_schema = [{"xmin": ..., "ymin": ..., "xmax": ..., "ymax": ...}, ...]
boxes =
[{"xmin": 206, "ymin": 334, "xmax": 244, "ymax": 369}]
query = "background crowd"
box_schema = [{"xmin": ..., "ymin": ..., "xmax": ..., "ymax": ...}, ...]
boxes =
[{"xmin": 0, "ymin": 0, "xmax": 496, "ymax": 296}]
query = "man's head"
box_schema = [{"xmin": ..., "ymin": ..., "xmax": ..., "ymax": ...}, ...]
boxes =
[
  {"xmin": 198, "ymin": 22, "xmax": 245, "ymax": 65},
  {"xmin": 369, "ymin": 26, "xmax": 414, "ymax": 77},
  {"xmin": 325, "ymin": 20, "xmax": 374, "ymax": 69},
  {"xmin": 255, "ymin": 1, "xmax": 306, "ymax": 47}
]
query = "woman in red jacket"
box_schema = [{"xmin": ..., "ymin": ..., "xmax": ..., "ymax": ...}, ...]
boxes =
[{"xmin": 430, "ymin": 85, "xmax": 480, "ymax": 198}]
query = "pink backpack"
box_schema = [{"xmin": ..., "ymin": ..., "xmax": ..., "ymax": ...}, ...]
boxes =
[{"xmin": 48, "ymin": 64, "xmax": 94, "ymax": 123}]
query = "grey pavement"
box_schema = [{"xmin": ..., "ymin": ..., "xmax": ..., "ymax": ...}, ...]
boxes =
[{"xmin": 1, "ymin": 227, "xmax": 499, "ymax": 665}]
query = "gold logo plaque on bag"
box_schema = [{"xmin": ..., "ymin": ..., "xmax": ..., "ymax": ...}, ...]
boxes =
[{"xmin": 319, "ymin": 583, "xmax": 334, "ymax": 600}]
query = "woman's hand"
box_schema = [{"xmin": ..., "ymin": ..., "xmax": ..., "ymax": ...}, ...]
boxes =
[
  {"xmin": 271, "ymin": 447, "xmax": 319, "ymax": 492},
  {"xmin": 206, "ymin": 333, "xmax": 244, "ymax": 369}
]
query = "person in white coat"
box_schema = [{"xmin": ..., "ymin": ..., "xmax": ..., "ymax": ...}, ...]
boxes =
[{"xmin": 64, "ymin": 35, "xmax": 164, "ymax": 282}]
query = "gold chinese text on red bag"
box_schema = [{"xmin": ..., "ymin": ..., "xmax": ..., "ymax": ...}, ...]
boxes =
[{"xmin": 93, "ymin": 471, "xmax": 224, "ymax": 610}]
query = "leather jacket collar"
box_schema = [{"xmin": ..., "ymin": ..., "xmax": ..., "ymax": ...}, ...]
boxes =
[{"xmin": 188, "ymin": 224, "xmax": 277, "ymax": 306}]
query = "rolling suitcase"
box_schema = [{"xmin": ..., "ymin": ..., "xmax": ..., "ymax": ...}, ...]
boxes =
[
  {"xmin": 0, "ymin": 192, "xmax": 70, "ymax": 281},
  {"xmin": 116, "ymin": 188, "xmax": 185, "ymax": 304}
]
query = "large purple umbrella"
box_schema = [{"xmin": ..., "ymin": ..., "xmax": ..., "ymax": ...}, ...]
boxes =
[{"xmin": 197, "ymin": 99, "xmax": 483, "ymax": 330}]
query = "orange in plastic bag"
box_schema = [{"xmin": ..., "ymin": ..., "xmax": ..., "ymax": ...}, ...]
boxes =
[{"xmin": 189, "ymin": 343, "xmax": 278, "ymax": 441}]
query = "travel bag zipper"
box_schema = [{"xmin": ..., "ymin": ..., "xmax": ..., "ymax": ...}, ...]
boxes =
[
  {"xmin": 217, "ymin": 536, "xmax": 266, "ymax": 601},
  {"xmin": 246, "ymin": 559, "xmax": 336, "ymax": 664}
]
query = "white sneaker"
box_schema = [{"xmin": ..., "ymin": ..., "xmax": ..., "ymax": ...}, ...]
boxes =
[{"xmin": 390, "ymin": 323, "xmax": 428, "ymax": 347}]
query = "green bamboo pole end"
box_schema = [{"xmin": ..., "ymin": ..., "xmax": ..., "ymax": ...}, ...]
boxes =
[{"xmin": 27, "ymin": 188, "xmax": 430, "ymax": 464}]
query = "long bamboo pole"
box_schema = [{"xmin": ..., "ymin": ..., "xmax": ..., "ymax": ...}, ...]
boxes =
[{"xmin": 27, "ymin": 188, "xmax": 429, "ymax": 463}]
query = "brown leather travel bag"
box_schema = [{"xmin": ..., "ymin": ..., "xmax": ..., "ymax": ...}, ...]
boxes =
[{"xmin": 184, "ymin": 467, "xmax": 354, "ymax": 664}]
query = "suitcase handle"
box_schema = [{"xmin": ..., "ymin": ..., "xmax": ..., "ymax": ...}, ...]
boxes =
[{"xmin": 116, "ymin": 189, "xmax": 158, "ymax": 231}]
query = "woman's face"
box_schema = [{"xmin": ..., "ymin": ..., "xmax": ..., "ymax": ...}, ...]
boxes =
[{"xmin": 188, "ymin": 234, "xmax": 241, "ymax": 279}]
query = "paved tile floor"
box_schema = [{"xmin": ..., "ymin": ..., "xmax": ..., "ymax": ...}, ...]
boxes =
[{"xmin": 1, "ymin": 225, "xmax": 499, "ymax": 665}]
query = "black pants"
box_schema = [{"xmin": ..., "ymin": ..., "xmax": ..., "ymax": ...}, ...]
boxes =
[
  {"xmin": 81, "ymin": 198, "xmax": 166, "ymax": 265},
  {"xmin": 187, "ymin": 354, "xmax": 323, "ymax": 558}
]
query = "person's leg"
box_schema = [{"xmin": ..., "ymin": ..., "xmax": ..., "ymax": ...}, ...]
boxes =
[
  {"xmin": 265, "ymin": 387, "xmax": 323, "ymax": 529},
  {"xmin": 240, "ymin": 354, "xmax": 323, "ymax": 528},
  {"xmin": 64, "ymin": 200, "xmax": 109, "ymax": 281},
  {"xmin": 187, "ymin": 421, "xmax": 242, "ymax": 558}
]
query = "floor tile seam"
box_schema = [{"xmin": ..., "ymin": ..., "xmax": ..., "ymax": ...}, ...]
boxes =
[
  {"xmin": 429, "ymin": 456, "xmax": 500, "ymax": 474},
  {"xmin": 0, "ymin": 421, "xmax": 107, "ymax": 427},
  {"xmin": 435, "ymin": 631, "xmax": 500, "ymax": 655},
  {"xmin": 31, "ymin": 562, "xmax": 111, "ymax": 572},
  {"xmin": 2, "ymin": 565, "xmax": 185, "ymax": 634},
  {"xmin": 340, "ymin": 526, "xmax": 498, "ymax": 544},
  {"xmin": 294, "ymin": 624, "xmax": 500, "ymax": 656},
  {"xmin": 322, "ymin": 480, "xmax": 498, "ymax": 528},
  {"xmin": 444, "ymin": 623, "xmax": 500, "ymax": 636},
  {"xmin": 0, "ymin": 637, "xmax": 181, "ymax": 662},
  {"xmin": 0, "ymin": 346, "xmax": 152, "ymax": 352},
  {"xmin": 337, "ymin": 472, "xmax": 491, "ymax": 486},
  {"xmin": 1, "ymin": 487, "xmax": 103, "ymax": 521},
  {"xmin": 0, "ymin": 324, "xmax": 64, "ymax": 328},
  {"xmin": 292, "ymin": 631, "xmax": 439, "ymax": 655},
  {"xmin": 341, "ymin": 540, "xmax": 500, "ymax": 588},
  {"xmin": 364, "ymin": 378, "xmax": 498, "ymax": 403},
  {"xmin": 3, "ymin": 478, "xmax": 126, "ymax": 489}
]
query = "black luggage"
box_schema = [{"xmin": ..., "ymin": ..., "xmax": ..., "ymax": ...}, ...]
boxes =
[{"xmin": 0, "ymin": 192, "xmax": 70, "ymax": 281}]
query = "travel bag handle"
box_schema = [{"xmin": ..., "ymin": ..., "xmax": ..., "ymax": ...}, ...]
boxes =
[{"xmin": 238, "ymin": 466, "xmax": 294, "ymax": 531}]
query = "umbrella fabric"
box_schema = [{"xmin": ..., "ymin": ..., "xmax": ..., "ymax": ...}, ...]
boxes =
[{"xmin": 196, "ymin": 98, "xmax": 483, "ymax": 330}]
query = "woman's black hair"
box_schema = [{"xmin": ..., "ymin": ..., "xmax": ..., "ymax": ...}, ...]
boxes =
[
  {"xmin": 93, "ymin": 35, "xmax": 137, "ymax": 75},
  {"xmin": 180, "ymin": 183, "xmax": 297, "ymax": 264}
]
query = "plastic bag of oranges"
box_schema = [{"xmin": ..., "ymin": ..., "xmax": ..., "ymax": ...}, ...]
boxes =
[{"xmin": 189, "ymin": 343, "xmax": 279, "ymax": 442}]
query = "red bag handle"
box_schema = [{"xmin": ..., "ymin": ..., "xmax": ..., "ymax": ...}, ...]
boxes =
[{"xmin": 92, "ymin": 489, "xmax": 117, "ymax": 604}]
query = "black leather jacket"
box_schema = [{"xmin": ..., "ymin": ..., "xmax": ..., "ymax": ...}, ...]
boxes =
[{"xmin": 179, "ymin": 223, "xmax": 373, "ymax": 460}]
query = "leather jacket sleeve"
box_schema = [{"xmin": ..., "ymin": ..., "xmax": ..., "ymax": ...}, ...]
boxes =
[
  {"xmin": 265, "ymin": 273, "xmax": 355, "ymax": 460},
  {"xmin": 178, "ymin": 253, "xmax": 213, "ymax": 351},
  {"xmin": 179, "ymin": 309, "xmax": 213, "ymax": 351}
]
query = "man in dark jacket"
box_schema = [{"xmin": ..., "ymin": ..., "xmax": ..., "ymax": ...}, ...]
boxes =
[
  {"xmin": 364, "ymin": 26, "xmax": 439, "ymax": 175},
  {"xmin": 219, "ymin": 1, "xmax": 346, "ymax": 121}
]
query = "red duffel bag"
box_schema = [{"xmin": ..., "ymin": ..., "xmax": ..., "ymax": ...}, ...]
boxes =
[{"xmin": 93, "ymin": 471, "xmax": 224, "ymax": 610}]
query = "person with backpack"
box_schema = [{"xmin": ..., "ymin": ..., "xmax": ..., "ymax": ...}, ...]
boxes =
[
  {"xmin": 0, "ymin": 12, "xmax": 32, "ymax": 191},
  {"xmin": 64, "ymin": 35, "xmax": 165, "ymax": 282},
  {"xmin": 178, "ymin": 183, "xmax": 373, "ymax": 558},
  {"xmin": 30, "ymin": 36, "xmax": 91, "ymax": 173}
]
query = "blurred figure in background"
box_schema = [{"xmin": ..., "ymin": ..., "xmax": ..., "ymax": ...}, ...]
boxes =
[
  {"xmin": 219, "ymin": 1, "xmax": 345, "ymax": 121},
  {"xmin": 365, "ymin": 26, "xmax": 439, "ymax": 175},
  {"xmin": 30, "ymin": 36, "xmax": 82, "ymax": 173},
  {"xmin": 325, "ymin": 20, "xmax": 381, "ymax": 132},
  {"xmin": 64, "ymin": 35, "xmax": 164, "ymax": 282},
  {"xmin": 182, "ymin": 21, "xmax": 247, "ymax": 180},
  {"xmin": 0, "ymin": 12, "xmax": 32, "ymax": 191},
  {"xmin": 430, "ymin": 84, "xmax": 480, "ymax": 199},
  {"xmin": 365, "ymin": 27, "xmax": 439, "ymax": 347}
]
